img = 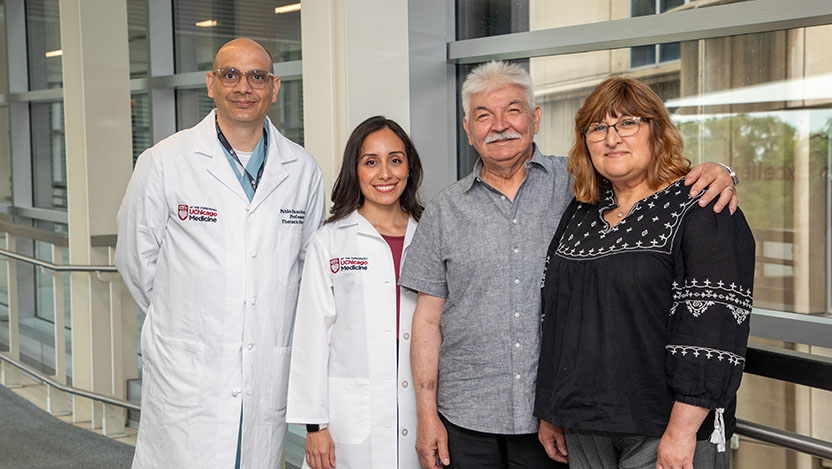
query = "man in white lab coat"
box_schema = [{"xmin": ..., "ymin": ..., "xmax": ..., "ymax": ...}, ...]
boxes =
[{"xmin": 115, "ymin": 38, "xmax": 325, "ymax": 469}]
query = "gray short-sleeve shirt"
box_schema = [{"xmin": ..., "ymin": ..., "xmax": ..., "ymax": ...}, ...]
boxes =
[{"xmin": 400, "ymin": 145, "xmax": 574, "ymax": 434}]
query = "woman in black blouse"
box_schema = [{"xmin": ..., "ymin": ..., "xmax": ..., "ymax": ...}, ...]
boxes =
[{"xmin": 534, "ymin": 77, "xmax": 755, "ymax": 469}]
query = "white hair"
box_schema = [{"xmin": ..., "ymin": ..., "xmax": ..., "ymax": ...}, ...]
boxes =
[{"xmin": 461, "ymin": 61, "xmax": 535, "ymax": 118}]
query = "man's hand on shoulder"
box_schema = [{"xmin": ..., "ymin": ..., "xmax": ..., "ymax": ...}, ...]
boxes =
[{"xmin": 684, "ymin": 162, "xmax": 738, "ymax": 214}]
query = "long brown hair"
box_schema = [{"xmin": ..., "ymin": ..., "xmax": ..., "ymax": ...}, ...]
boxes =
[
  {"xmin": 568, "ymin": 77, "xmax": 690, "ymax": 203},
  {"xmin": 328, "ymin": 116, "xmax": 424, "ymax": 223}
]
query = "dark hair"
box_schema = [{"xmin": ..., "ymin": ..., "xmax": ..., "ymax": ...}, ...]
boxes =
[
  {"xmin": 568, "ymin": 77, "xmax": 690, "ymax": 203},
  {"xmin": 328, "ymin": 116, "xmax": 424, "ymax": 223}
]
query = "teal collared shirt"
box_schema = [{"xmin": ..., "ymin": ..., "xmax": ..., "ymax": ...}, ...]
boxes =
[{"xmin": 221, "ymin": 126, "xmax": 268, "ymax": 201}]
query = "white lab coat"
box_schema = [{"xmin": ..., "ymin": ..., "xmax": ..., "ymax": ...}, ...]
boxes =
[
  {"xmin": 287, "ymin": 210, "xmax": 420, "ymax": 469},
  {"xmin": 115, "ymin": 110, "xmax": 325, "ymax": 469}
]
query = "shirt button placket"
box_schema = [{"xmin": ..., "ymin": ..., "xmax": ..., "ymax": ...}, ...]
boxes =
[{"xmin": 509, "ymin": 211, "xmax": 524, "ymax": 419}]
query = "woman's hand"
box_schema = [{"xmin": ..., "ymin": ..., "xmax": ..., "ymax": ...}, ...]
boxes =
[
  {"xmin": 657, "ymin": 426, "xmax": 697, "ymax": 469},
  {"xmin": 305, "ymin": 429, "xmax": 336, "ymax": 469},
  {"xmin": 538, "ymin": 420, "xmax": 569, "ymax": 463},
  {"xmin": 657, "ymin": 402, "xmax": 710, "ymax": 469}
]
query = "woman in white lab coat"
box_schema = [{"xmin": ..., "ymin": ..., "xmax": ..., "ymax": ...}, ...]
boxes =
[{"xmin": 287, "ymin": 116, "xmax": 424, "ymax": 469}]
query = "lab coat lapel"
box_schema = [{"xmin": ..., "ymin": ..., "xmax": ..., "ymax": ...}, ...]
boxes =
[
  {"xmin": 196, "ymin": 111, "xmax": 249, "ymax": 204},
  {"xmin": 249, "ymin": 121, "xmax": 293, "ymax": 212},
  {"xmin": 353, "ymin": 211, "xmax": 383, "ymax": 240}
]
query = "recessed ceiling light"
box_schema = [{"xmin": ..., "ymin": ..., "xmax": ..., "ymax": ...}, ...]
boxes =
[{"xmin": 275, "ymin": 3, "xmax": 301, "ymax": 14}]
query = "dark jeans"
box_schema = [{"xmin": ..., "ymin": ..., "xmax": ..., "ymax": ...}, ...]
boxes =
[{"xmin": 440, "ymin": 414, "xmax": 568, "ymax": 469}]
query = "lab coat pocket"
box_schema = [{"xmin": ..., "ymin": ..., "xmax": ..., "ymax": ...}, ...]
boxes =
[
  {"xmin": 146, "ymin": 333, "xmax": 205, "ymax": 408},
  {"xmin": 327, "ymin": 377, "xmax": 371, "ymax": 445},
  {"xmin": 271, "ymin": 345, "xmax": 292, "ymax": 412},
  {"xmin": 276, "ymin": 229, "xmax": 301, "ymax": 286}
]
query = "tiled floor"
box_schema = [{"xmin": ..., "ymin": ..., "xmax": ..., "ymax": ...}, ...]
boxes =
[{"xmin": 9, "ymin": 374, "xmax": 137, "ymax": 447}]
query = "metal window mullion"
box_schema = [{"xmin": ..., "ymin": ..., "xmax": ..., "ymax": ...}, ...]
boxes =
[
  {"xmin": 750, "ymin": 309, "xmax": 832, "ymax": 349},
  {"xmin": 447, "ymin": 0, "xmax": 832, "ymax": 64},
  {"xmin": 147, "ymin": 0, "xmax": 176, "ymax": 145},
  {"xmin": 6, "ymin": 0, "xmax": 29, "ymax": 94}
]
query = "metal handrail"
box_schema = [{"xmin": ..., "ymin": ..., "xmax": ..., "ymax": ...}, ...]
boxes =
[
  {"xmin": 0, "ymin": 247, "xmax": 117, "ymax": 272},
  {"xmin": 2, "ymin": 352, "xmax": 832, "ymax": 459},
  {"xmin": 736, "ymin": 419, "xmax": 832, "ymax": 460},
  {"xmin": 0, "ymin": 353, "xmax": 140, "ymax": 412}
]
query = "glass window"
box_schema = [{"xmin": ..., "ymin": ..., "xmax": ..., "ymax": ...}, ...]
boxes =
[
  {"xmin": 29, "ymin": 101, "xmax": 66, "ymax": 210},
  {"xmin": 630, "ymin": 0, "xmax": 690, "ymax": 68},
  {"xmin": 0, "ymin": 103, "xmax": 9, "ymax": 205},
  {"xmin": 525, "ymin": 25, "xmax": 832, "ymax": 315},
  {"xmin": 0, "ymin": 234, "xmax": 8, "ymax": 351},
  {"xmin": 173, "ymin": 0, "xmax": 302, "ymax": 74},
  {"xmin": 631, "ymin": 0, "xmax": 656, "ymax": 17},
  {"xmin": 175, "ymin": 88, "xmax": 213, "ymax": 132},
  {"xmin": 127, "ymin": 0, "xmax": 148, "ymax": 78},
  {"xmin": 456, "ymin": 0, "xmax": 529, "ymax": 40},
  {"xmin": 460, "ymin": 0, "xmax": 752, "ymax": 39},
  {"xmin": 272, "ymin": 78, "xmax": 304, "ymax": 145},
  {"xmin": 26, "ymin": 0, "xmax": 62, "ymax": 90},
  {"xmin": 0, "ymin": 0, "xmax": 11, "ymax": 206},
  {"xmin": 131, "ymin": 93, "xmax": 151, "ymax": 163}
]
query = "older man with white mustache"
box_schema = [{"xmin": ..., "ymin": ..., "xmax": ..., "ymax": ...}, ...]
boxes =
[{"xmin": 399, "ymin": 61, "xmax": 738, "ymax": 469}]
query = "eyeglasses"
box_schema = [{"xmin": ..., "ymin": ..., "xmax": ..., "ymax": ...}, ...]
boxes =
[
  {"xmin": 584, "ymin": 117, "xmax": 648, "ymax": 142},
  {"xmin": 212, "ymin": 67, "xmax": 275, "ymax": 89}
]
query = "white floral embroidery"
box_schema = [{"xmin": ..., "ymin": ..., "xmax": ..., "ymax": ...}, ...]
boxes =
[
  {"xmin": 687, "ymin": 300, "xmax": 715, "ymax": 317},
  {"xmin": 556, "ymin": 180, "xmax": 701, "ymax": 260},
  {"xmin": 670, "ymin": 279, "xmax": 753, "ymax": 322},
  {"xmin": 666, "ymin": 345, "xmax": 745, "ymax": 366},
  {"xmin": 728, "ymin": 305, "xmax": 750, "ymax": 324}
]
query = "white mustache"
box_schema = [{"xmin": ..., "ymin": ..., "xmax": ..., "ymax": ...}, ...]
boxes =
[{"xmin": 485, "ymin": 131, "xmax": 522, "ymax": 144}]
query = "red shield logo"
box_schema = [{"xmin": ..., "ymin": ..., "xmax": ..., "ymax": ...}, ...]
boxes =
[
  {"xmin": 178, "ymin": 204, "xmax": 189, "ymax": 221},
  {"xmin": 330, "ymin": 258, "xmax": 340, "ymax": 274}
]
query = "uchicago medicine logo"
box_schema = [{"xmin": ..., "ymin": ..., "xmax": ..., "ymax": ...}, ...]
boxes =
[
  {"xmin": 177, "ymin": 204, "xmax": 218, "ymax": 223},
  {"xmin": 330, "ymin": 257, "xmax": 368, "ymax": 273}
]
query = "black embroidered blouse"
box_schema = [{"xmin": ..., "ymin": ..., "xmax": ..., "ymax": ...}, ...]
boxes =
[{"xmin": 534, "ymin": 179, "xmax": 756, "ymax": 440}]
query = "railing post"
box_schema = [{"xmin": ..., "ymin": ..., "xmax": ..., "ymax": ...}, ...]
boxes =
[
  {"xmin": 102, "ymin": 246, "xmax": 128, "ymax": 437},
  {"xmin": 48, "ymin": 245, "xmax": 71, "ymax": 416},
  {"xmin": 1, "ymin": 233, "xmax": 21, "ymax": 388},
  {"xmin": 89, "ymin": 247, "xmax": 114, "ymax": 431},
  {"xmin": 47, "ymin": 384, "xmax": 72, "ymax": 416}
]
